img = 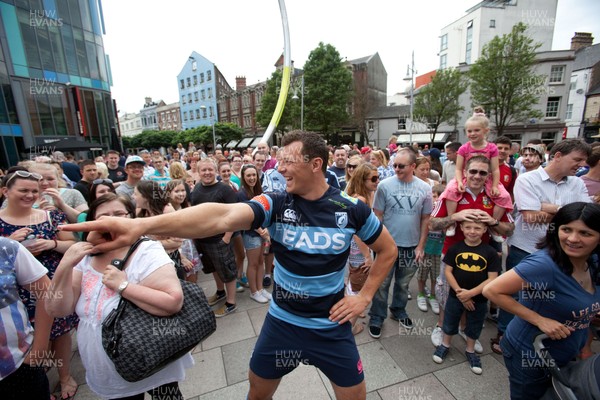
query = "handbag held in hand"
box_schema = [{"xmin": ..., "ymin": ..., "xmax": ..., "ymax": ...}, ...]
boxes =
[{"xmin": 102, "ymin": 237, "xmax": 216, "ymax": 382}]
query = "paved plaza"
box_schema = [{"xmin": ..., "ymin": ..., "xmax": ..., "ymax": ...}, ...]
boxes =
[{"xmin": 49, "ymin": 270, "xmax": 597, "ymax": 400}]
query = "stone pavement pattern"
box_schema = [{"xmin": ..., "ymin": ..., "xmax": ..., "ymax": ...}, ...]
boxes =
[{"xmin": 49, "ymin": 271, "xmax": 575, "ymax": 399}]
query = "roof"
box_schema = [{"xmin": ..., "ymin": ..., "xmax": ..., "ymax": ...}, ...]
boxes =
[
  {"xmin": 348, "ymin": 54, "xmax": 375, "ymax": 65},
  {"xmin": 366, "ymin": 105, "xmax": 411, "ymax": 119},
  {"xmin": 573, "ymin": 43, "xmax": 600, "ymax": 71},
  {"xmin": 588, "ymin": 83, "xmax": 600, "ymax": 96}
]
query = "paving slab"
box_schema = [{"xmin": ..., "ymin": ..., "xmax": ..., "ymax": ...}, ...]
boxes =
[
  {"xmin": 378, "ymin": 374, "xmax": 456, "ymax": 400},
  {"xmin": 221, "ymin": 336, "xmax": 258, "ymax": 385},
  {"xmin": 180, "ymin": 347, "xmax": 226, "ymax": 398},
  {"xmin": 201, "ymin": 310, "xmax": 255, "ymax": 351},
  {"xmin": 358, "ymin": 340, "xmax": 409, "ymax": 392}
]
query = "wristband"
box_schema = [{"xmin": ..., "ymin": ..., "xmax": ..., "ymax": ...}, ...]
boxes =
[
  {"xmin": 490, "ymin": 219, "xmax": 500, "ymax": 227},
  {"xmin": 52, "ymin": 239, "xmax": 58, "ymax": 250}
]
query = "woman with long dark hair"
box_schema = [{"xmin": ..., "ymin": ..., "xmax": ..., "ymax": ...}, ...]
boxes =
[{"xmin": 484, "ymin": 202, "xmax": 600, "ymax": 399}]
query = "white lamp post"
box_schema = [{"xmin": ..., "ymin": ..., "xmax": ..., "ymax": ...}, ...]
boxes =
[
  {"xmin": 403, "ymin": 51, "xmax": 417, "ymax": 146},
  {"xmin": 291, "ymin": 75, "xmax": 304, "ymax": 130},
  {"xmin": 199, "ymin": 105, "xmax": 217, "ymax": 151}
]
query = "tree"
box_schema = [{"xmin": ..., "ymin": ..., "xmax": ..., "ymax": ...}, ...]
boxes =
[
  {"xmin": 414, "ymin": 68, "xmax": 468, "ymax": 147},
  {"xmin": 469, "ymin": 23, "xmax": 544, "ymax": 136},
  {"xmin": 256, "ymin": 69, "xmax": 298, "ymax": 132},
  {"xmin": 303, "ymin": 42, "xmax": 353, "ymax": 137}
]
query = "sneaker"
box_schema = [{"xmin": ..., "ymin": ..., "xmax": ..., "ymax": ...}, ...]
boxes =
[
  {"xmin": 428, "ymin": 295, "xmax": 440, "ymax": 315},
  {"xmin": 458, "ymin": 329, "xmax": 483, "ymax": 354},
  {"xmin": 368, "ymin": 325, "xmax": 381, "ymax": 339},
  {"xmin": 214, "ymin": 303, "xmax": 237, "ymax": 318},
  {"xmin": 263, "ymin": 275, "xmax": 272, "ymax": 288},
  {"xmin": 433, "ymin": 344, "xmax": 449, "ymax": 364},
  {"xmin": 417, "ymin": 294, "xmax": 428, "ymax": 312},
  {"xmin": 407, "ymin": 289, "xmax": 412, "ymax": 300},
  {"xmin": 446, "ymin": 224, "xmax": 456, "ymax": 237},
  {"xmin": 250, "ymin": 291, "xmax": 269, "ymax": 304},
  {"xmin": 261, "ymin": 289, "xmax": 272, "ymax": 301},
  {"xmin": 431, "ymin": 326, "xmax": 443, "ymax": 347},
  {"xmin": 208, "ymin": 291, "xmax": 226, "ymax": 306},
  {"xmin": 240, "ymin": 275, "xmax": 250, "ymax": 288},
  {"xmin": 399, "ymin": 317, "xmax": 414, "ymax": 329},
  {"xmin": 236, "ymin": 281, "xmax": 245, "ymax": 293},
  {"xmin": 465, "ymin": 351, "xmax": 483, "ymax": 375}
]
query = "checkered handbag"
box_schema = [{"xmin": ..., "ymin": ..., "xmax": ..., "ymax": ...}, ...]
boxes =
[{"xmin": 102, "ymin": 238, "xmax": 216, "ymax": 382}]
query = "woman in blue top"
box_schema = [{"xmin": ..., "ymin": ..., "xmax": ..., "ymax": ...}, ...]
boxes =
[{"xmin": 484, "ymin": 202, "xmax": 600, "ymax": 400}]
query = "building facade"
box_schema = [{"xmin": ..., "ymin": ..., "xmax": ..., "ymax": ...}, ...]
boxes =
[
  {"xmin": 0, "ymin": 0, "xmax": 117, "ymax": 167},
  {"xmin": 439, "ymin": 0, "xmax": 557, "ymax": 70},
  {"xmin": 218, "ymin": 76, "xmax": 265, "ymax": 136},
  {"xmin": 139, "ymin": 97, "xmax": 164, "ymax": 131},
  {"xmin": 157, "ymin": 101, "xmax": 181, "ymax": 131},
  {"xmin": 118, "ymin": 112, "xmax": 142, "ymax": 137}
]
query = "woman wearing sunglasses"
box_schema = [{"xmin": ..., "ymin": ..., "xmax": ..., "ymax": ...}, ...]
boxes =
[
  {"xmin": 344, "ymin": 155, "xmax": 364, "ymax": 189},
  {"xmin": 344, "ymin": 163, "xmax": 379, "ymax": 334},
  {"xmin": 0, "ymin": 168, "xmax": 78, "ymax": 399}
]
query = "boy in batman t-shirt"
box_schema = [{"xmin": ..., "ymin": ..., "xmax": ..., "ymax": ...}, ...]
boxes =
[{"xmin": 432, "ymin": 220, "xmax": 500, "ymax": 375}]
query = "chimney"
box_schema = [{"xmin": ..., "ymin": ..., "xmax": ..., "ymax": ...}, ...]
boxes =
[
  {"xmin": 571, "ymin": 32, "xmax": 594, "ymax": 51},
  {"xmin": 236, "ymin": 76, "xmax": 246, "ymax": 91},
  {"xmin": 144, "ymin": 97, "xmax": 152, "ymax": 106}
]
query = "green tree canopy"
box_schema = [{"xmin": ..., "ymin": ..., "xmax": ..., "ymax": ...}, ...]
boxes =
[
  {"xmin": 303, "ymin": 42, "xmax": 353, "ymax": 135},
  {"xmin": 468, "ymin": 23, "xmax": 544, "ymax": 136},
  {"xmin": 414, "ymin": 68, "xmax": 468, "ymax": 146},
  {"xmin": 256, "ymin": 69, "xmax": 298, "ymax": 132}
]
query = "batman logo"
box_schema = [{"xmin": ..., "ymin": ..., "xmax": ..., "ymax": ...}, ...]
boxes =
[{"xmin": 455, "ymin": 252, "xmax": 487, "ymax": 272}]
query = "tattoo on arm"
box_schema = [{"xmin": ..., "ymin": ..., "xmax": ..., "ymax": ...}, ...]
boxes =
[{"xmin": 430, "ymin": 216, "xmax": 452, "ymax": 231}]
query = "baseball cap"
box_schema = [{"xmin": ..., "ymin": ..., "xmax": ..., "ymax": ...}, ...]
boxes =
[
  {"xmin": 125, "ymin": 155, "xmax": 146, "ymax": 166},
  {"xmin": 360, "ymin": 146, "xmax": 372, "ymax": 155},
  {"xmin": 429, "ymin": 148, "xmax": 441, "ymax": 159}
]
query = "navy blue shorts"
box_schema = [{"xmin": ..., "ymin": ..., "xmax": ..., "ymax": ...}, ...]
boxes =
[{"xmin": 250, "ymin": 314, "xmax": 364, "ymax": 387}]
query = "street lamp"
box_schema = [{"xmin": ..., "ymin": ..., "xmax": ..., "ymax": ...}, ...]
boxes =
[
  {"xmin": 291, "ymin": 74, "xmax": 304, "ymax": 130},
  {"xmin": 199, "ymin": 105, "xmax": 217, "ymax": 151},
  {"xmin": 403, "ymin": 51, "xmax": 417, "ymax": 146}
]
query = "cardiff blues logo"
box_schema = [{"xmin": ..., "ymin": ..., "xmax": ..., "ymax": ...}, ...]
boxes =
[
  {"xmin": 283, "ymin": 208, "xmax": 298, "ymax": 223},
  {"xmin": 335, "ymin": 212, "xmax": 348, "ymax": 229}
]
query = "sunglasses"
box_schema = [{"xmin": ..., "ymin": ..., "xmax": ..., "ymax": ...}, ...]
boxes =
[
  {"xmin": 468, "ymin": 169, "xmax": 489, "ymax": 177},
  {"xmin": 365, "ymin": 175, "xmax": 380, "ymax": 183},
  {"xmin": 5, "ymin": 171, "xmax": 42, "ymax": 185},
  {"xmin": 393, "ymin": 163, "xmax": 408, "ymax": 169},
  {"xmin": 93, "ymin": 178, "xmax": 114, "ymax": 185},
  {"xmin": 346, "ymin": 164, "xmax": 358, "ymax": 169}
]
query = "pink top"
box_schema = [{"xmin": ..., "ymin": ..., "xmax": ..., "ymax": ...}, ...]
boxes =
[{"xmin": 457, "ymin": 141, "xmax": 498, "ymax": 162}]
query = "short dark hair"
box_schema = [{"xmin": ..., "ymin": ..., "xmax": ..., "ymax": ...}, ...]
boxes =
[
  {"xmin": 90, "ymin": 179, "xmax": 116, "ymax": 204},
  {"xmin": 446, "ymin": 142, "xmax": 461, "ymax": 152},
  {"xmin": 107, "ymin": 150, "xmax": 120, "ymax": 156},
  {"xmin": 282, "ymin": 131, "xmax": 329, "ymax": 174},
  {"xmin": 538, "ymin": 202, "xmax": 600, "ymax": 276},
  {"xmin": 587, "ymin": 146, "xmax": 600, "ymax": 168},
  {"xmin": 494, "ymin": 136, "xmax": 512, "ymax": 147},
  {"xmin": 79, "ymin": 159, "xmax": 96, "ymax": 170},
  {"xmin": 550, "ymin": 139, "xmax": 591, "ymax": 158},
  {"xmin": 527, "ymin": 139, "xmax": 543, "ymax": 145},
  {"xmin": 253, "ymin": 151, "xmax": 268, "ymax": 161},
  {"xmin": 466, "ymin": 155, "xmax": 491, "ymax": 169}
]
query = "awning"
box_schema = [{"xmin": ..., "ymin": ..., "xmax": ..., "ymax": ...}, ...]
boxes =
[
  {"xmin": 394, "ymin": 133, "xmax": 449, "ymax": 144},
  {"xmin": 236, "ymin": 137, "xmax": 254, "ymax": 148},
  {"xmin": 32, "ymin": 137, "xmax": 106, "ymax": 152},
  {"xmin": 249, "ymin": 136, "xmax": 263, "ymax": 148},
  {"xmin": 225, "ymin": 139, "xmax": 241, "ymax": 149}
]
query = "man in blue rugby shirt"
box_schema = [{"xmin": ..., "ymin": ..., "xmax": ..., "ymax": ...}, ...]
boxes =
[{"xmin": 65, "ymin": 131, "xmax": 397, "ymax": 400}]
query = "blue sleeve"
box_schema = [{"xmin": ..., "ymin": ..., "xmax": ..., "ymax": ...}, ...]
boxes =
[
  {"xmin": 514, "ymin": 252, "xmax": 555, "ymax": 288},
  {"xmin": 247, "ymin": 193, "xmax": 276, "ymax": 230}
]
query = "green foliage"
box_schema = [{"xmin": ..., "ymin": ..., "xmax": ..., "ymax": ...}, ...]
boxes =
[
  {"xmin": 414, "ymin": 68, "xmax": 468, "ymax": 146},
  {"xmin": 303, "ymin": 42, "xmax": 353, "ymax": 134},
  {"xmin": 468, "ymin": 23, "xmax": 544, "ymax": 136},
  {"xmin": 256, "ymin": 69, "xmax": 298, "ymax": 132}
]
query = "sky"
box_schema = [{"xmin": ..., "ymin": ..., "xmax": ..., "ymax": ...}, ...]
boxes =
[{"xmin": 101, "ymin": 0, "xmax": 600, "ymax": 114}]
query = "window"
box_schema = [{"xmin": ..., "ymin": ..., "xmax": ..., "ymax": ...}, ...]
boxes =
[
  {"xmin": 465, "ymin": 20, "xmax": 473, "ymax": 64},
  {"xmin": 183, "ymin": 111, "xmax": 188, "ymax": 121},
  {"xmin": 489, "ymin": 19, "xmax": 496, "ymax": 28},
  {"xmin": 194, "ymin": 91, "xmax": 198, "ymax": 102},
  {"xmin": 189, "ymin": 112, "xmax": 194, "ymax": 120},
  {"xmin": 398, "ymin": 117, "xmax": 406, "ymax": 130},
  {"xmin": 545, "ymin": 97, "xmax": 560, "ymax": 118},
  {"xmin": 180, "ymin": 79, "xmax": 184, "ymax": 89},
  {"xmin": 192, "ymin": 61, "xmax": 197, "ymax": 71},
  {"xmin": 200, "ymin": 73, "xmax": 204, "ymax": 83},
  {"xmin": 201, "ymin": 90, "xmax": 205, "ymax": 100},
  {"xmin": 440, "ymin": 54, "xmax": 447, "ymax": 70},
  {"xmin": 549, "ymin": 65, "xmax": 565, "ymax": 84},
  {"xmin": 202, "ymin": 107, "xmax": 207, "ymax": 118},
  {"xmin": 186, "ymin": 77, "xmax": 191, "ymax": 87},
  {"xmin": 188, "ymin": 93, "xmax": 192, "ymax": 103},
  {"xmin": 208, "ymin": 88, "xmax": 212, "ymax": 98},
  {"xmin": 181, "ymin": 95, "xmax": 186, "ymax": 104},
  {"xmin": 569, "ymin": 81, "xmax": 577, "ymax": 91},
  {"xmin": 195, "ymin": 109, "xmax": 200, "ymax": 119},
  {"xmin": 565, "ymin": 104, "xmax": 573, "ymax": 120},
  {"xmin": 440, "ymin": 34, "xmax": 448, "ymax": 51},
  {"xmin": 207, "ymin": 70, "xmax": 212, "ymax": 81},
  {"xmin": 193, "ymin": 75, "xmax": 197, "ymax": 86},
  {"xmin": 209, "ymin": 106, "xmax": 214, "ymax": 117}
]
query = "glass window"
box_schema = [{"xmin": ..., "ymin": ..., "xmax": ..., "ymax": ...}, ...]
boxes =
[
  {"xmin": 183, "ymin": 111, "xmax": 188, "ymax": 121},
  {"xmin": 202, "ymin": 107, "xmax": 207, "ymax": 118},
  {"xmin": 195, "ymin": 109, "xmax": 200, "ymax": 119},
  {"xmin": 192, "ymin": 61, "xmax": 197, "ymax": 71},
  {"xmin": 565, "ymin": 104, "xmax": 573, "ymax": 120},
  {"xmin": 48, "ymin": 26, "xmax": 67, "ymax": 74},
  {"xmin": 465, "ymin": 20, "xmax": 473, "ymax": 64},
  {"xmin": 569, "ymin": 81, "xmax": 576, "ymax": 91},
  {"xmin": 61, "ymin": 26, "xmax": 79, "ymax": 75},
  {"xmin": 36, "ymin": 94, "xmax": 54, "ymax": 135},
  {"xmin": 200, "ymin": 73, "xmax": 204, "ymax": 83},
  {"xmin": 50, "ymin": 92, "xmax": 67, "ymax": 135},
  {"xmin": 188, "ymin": 93, "xmax": 192, "ymax": 103},
  {"xmin": 17, "ymin": 9, "xmax": 42, "ymax": 69},
  {"xmin": 208, "ymin": 88, "xmax": 212, "ymax": 98},
  {"xmin": 36, "ymin": 26, "xmax": 55, "ymax": 71},
  {"xmin": 201, "ymin": 90, "xmax": 205, "ymax": 100},
  {"xmin": 186, "ymin": 77, "xmax": 191, "ymax": 87},
  {"xmin": 549, "ymin": 65, "xmax": 565, "ymax": 84},
  {"xmin": 180, "ymin": 79, "xmax": 185, "ymax": 89},
  {"xmin": 182, "ymin": 95, "xmax": 186, "ymax": 104},
  {"xmin": 398, "ymin": 117, "xmax": 406, "ymax": 130},
  {"xmin": 86, "ymin": 40, "xmax": 99, "ymax": 79},
  {"xmin": 189, "ymin": 112, "xmax": 194, "ymax": 120},
  {"xmin": 207, "ymin": 70, "xmax": 212, "ymax": 81},
  {"xmin": 440, "ymin": 54, "xmax": 447, "ymax": 70},
  {"xmin": 193, "ymin": 75, "xmax": 197, "ymax": 86},
  {"xmin": 545, "ymin": 97, "xmax": 560, "ymax": 118},
  {"xmin": 440, "ymin": 34, "xmax": 448, "ymax": 51},
  {"xmin": 73, "ymin": 28, "xmax": 89, "ymax": 77},
  {"xmin": 194, "ymin": 91, "xmax": 198, "ymax": 101},
  {"xmin": 67, "ymin": 0, "xmax": 83, "ymax": 28},
  {"xmin": 79, "ymin": 0, "xmax": 93, "ymax": 32},
  {"xmin": 490, "ymin": 19, "xmax": 496, "ymax": 28}
]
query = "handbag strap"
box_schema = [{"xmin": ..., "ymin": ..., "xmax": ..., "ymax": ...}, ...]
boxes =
[{"xmin": 111, "ymin": 237, "xmax": 150, "ymax": 271}]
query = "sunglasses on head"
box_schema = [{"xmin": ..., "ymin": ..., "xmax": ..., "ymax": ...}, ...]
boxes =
[
  {"xmin": 468, "ymin": 169, "xmax": 489, "ymax": 177},
  {"xmin": 5, "ymin": 171, "xmax": 42, "ymax": 185},
  {"xmin": 366, "ymin": 175, "xmax": 379, "ymax": 183},
  {"xmin": 92, "ymin": 178, "xmax": 114, "ymax": 185},
  {"xmin": 346, "ymin": 164, "xmax": 358, "ymax": 169}
]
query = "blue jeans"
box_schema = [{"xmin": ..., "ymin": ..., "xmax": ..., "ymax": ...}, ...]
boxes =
[
  {"xmin": 442, "ymin": 295, "xmax": 487, "ymax": 339},
  {"xmin": 369, "ymin": 246, "xmax": 417, "ymax": 328},
  {"xmin": 497, "ymin": 246, "xmax": 530, "ymax": 334},
  {"xmin": 501, "ymin": 336, "xmax": 551, "ymax": 400}
]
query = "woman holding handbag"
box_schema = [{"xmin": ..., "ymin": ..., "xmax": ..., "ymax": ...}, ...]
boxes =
[{"xmin": 46, "ymin": 194, "xmax": 193, "ymax": 399}]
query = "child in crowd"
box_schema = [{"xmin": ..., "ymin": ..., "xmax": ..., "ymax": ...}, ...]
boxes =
[
  {"xmin": 432, "ymin": 220, "xmax": 500, "ymax": 375},
  {"xmin": 443, "ymin": 107, "xmax": 512, "ymax": 240},
  {"xmin": 416, "ymin": 184, "xmax": 446, "ymax": 314}
]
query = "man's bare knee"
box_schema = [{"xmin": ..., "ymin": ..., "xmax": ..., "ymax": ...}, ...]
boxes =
[{"xmin": 248, "ymin": 369, "xmax": 281, "ymax": 400}]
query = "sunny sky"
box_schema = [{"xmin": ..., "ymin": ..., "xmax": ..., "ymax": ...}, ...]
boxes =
[{"xmin": 101, "ymin": 0, "xmax": 600, "ymax": 114}]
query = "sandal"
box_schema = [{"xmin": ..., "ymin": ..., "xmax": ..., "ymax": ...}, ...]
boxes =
[
  {"xmin": 490, "ymin": 334, "xmax": 503, "ymax": 355},
  {"xmin": 60, "ymin": 376, "xmax": 78, "ymax": 400}
]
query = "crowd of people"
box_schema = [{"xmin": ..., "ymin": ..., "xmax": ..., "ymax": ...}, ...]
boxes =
[{"xmin": 1, "ymin": 110, "xmax": 600, "ymax": 399}]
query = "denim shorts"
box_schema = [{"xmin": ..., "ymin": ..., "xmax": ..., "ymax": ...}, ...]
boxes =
[
  {"xmin": 243, "ymin": 233, "xmax": 262, "ymax": 250},
  {"xmin": 442, "ymin": 295, "xmax": 487, "ymax": 339}
]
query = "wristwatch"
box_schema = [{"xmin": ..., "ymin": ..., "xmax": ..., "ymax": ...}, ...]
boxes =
[
  {"xmin": 490, "ymin": 219, "xmax": 500, "ymax": 227},
  {"xmin": 117, "ymin": 280, "xmax": 129, "ymax": 295}
]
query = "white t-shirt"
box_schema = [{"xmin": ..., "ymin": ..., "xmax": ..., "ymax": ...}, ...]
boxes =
[{"xmin": 74, "ymin": 240, "xmax": 193, "ymax": 398}]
